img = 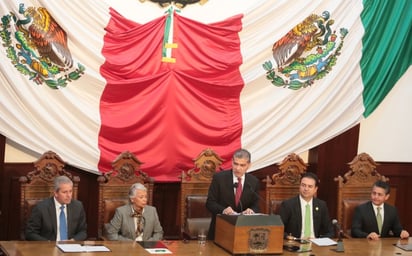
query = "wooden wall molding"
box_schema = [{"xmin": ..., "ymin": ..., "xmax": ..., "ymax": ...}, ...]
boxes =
[{"xmin": 1, "ymin": 132, "xmax": 411, "ymax": 240}]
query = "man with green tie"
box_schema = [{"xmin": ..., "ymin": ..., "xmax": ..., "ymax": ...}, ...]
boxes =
[
  {"xmin": 279, "ymin": 172, "xmax": 333, "ymax": 239},
  {"xmin": 351, "ymin": 180, "xmax": 409, "ymax": 240}
]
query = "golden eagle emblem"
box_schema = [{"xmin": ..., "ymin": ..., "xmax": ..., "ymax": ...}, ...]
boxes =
[
  {"xmin": 263, "ymin": 11, "xmax": 348, "ymax": 90},
  {"xmin": 0, "ymin": 4, "xmax": 85, "ymax": 88}
]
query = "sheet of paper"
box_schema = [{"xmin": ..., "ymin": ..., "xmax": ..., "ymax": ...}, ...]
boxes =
[
  {"xmin": 145, "ymin": 248, "xmax": 172, "ymax": 254},
  {"xmin": 310, "ymin": 237, "xmax": 337, "ymax": 246},
  {"xmin": 56, "ymin": 244, "xmax": 110, "ymax": 252}
]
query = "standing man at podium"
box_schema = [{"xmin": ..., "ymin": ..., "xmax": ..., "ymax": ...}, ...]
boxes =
[
  {"xmin": 279, "ymin": 172, "xmax": 333, "ymax": 240},
  {"xmin": 206, "ymin": 148, "xmax": 260, "ymax": 240}
]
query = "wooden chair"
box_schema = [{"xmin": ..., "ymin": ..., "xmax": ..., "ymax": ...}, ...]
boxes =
[
  {"xmin": 179, "ymin": 148, "xmax": 223, "ymax": 239},
  {"xmin": 19, "ymin": 151, "xmax": 80, "ymax": 240},
  {"xmin": 264, "ymin": 153, "xmax": 307, "ymax": 214},
  {"xmin": 96, "ymin": 151, "xmax": 154, "ymax": 240},
  {"xmin": 334, "ymin": 152, "xmax": 395, "ymax": 237}
]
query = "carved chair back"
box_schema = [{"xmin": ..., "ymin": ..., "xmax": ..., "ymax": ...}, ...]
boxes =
[{"xmin": 19, "ymin": 151, "xmax": 79, "ymax": 240}]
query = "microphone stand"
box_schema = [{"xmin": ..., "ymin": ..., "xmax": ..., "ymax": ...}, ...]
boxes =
[{"xmin": 335, "ymin": 229, "xmax": 345, "ymax": 252}]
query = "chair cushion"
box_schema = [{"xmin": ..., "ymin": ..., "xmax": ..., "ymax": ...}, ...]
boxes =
[
  {"xmin": 103, "ymin": 199, "xmax": 128, "ymax": 224},
  {"xmin": 269, "ymin": 199, "xmax": 283, "ymax": 215},
  {"xmin": 186, "ymin": 195, "xmax": 211, "ymax": 218},
  {"xmin": 342, "ymin": 199, "xmax": 368, "ymax": 233}
]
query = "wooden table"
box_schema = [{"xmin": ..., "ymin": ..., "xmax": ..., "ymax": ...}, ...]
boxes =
[
  {"xmin": 0, "ymin": 240, "xmax": 229, "ymax": 256},
  {"xmin": 1, "ymin": 238, "xmax": 411, "ymax": 256},
  {"xmin": 283, "ymin": 237, "xmax": 412, "ymax": 256}
]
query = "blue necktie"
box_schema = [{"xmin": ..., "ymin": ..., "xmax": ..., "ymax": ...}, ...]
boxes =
[{"xmin": 60, "ymin": 205, "xmax": 68, "ymax": 240}]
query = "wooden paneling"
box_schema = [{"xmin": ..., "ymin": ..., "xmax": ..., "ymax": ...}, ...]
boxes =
[
  {"xmin": 307, "ymin": 125, "xmax": 360, "ymax": 220},
  {"xmin": 305, "ymin": 125, "xmax": 412, "ymax": 234},
  {"xmin": 1, "ymin": 130, "xmax": 411, "ymax": 240}
]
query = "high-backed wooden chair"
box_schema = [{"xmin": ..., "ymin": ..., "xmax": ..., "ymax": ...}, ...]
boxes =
[
  {"xmin": 97, "ymin": 151, "xmax": 154, "ymax": 240},
  {"xmin": 179, "ymin": 148, "xmax": 223, "ymax": 239},
  {"xmin": 264, "ymin": 153, "xmax": 307, "ymax": 214},
  {"xmin": 334, "ymin": 152, "xmax": 395, "ymax": 237},
  {"xmin": 19, "ymin": 151, "xmax": 79, "ymax": 240}
]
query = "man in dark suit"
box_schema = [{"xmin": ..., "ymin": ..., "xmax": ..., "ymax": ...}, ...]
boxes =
[
  {"xmin": 279, "ymin": 172, "xmax": 333, "ymax": 239},
  {"xmin": 25, "ymin": 175, "xmax": 87, "ymax": 241},
  {"xmin": 351, "ymin": 180, "xmax": 409, "ymax": 240},
  {"xmin": 206, "ymin": 148, "xmax": 260, "ymax": 240}
]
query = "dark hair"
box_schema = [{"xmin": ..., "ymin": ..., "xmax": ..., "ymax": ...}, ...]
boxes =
[
  {"xmin": 301, "ymin": 172, "xmax": 319, "ymax": 187},
  {"xmin": 232, "ymin": 148, "xmax": 251, "ymax": 163},
  {"xmin": 373, "ymin": 180, "xmax": 390, "ymax": 195}
]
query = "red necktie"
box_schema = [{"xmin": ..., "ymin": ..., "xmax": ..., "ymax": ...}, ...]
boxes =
[{"xmin": 235, "ymin": 177, "xmax": 242, "ymax": 206}]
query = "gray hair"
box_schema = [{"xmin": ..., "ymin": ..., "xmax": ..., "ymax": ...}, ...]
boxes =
[
  {"xmin": 232, "ymin": 148, "xmax": 251, "ymax": 163},
  {"xmin": 54, "ymin": 176, "xmax": 73, "ymax": 192},
  {"xmin": 128, "ymin": 183, "xmax": 147, "ymax": 199}
]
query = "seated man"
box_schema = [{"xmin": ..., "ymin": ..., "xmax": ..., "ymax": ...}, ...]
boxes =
[
  {"xmin": 105, "ymin": 183, "xmax": 163, "ymax": 241},
  {"xmin": 351, "ymin": 180, "xmax": 409, "ymax": 240},
  {"xmin": 279, "ymin": 172, "xmax": 333, "ymax": 239},
  {"xmin": 25, "ymin": 175, "xmax": 87, "ymax": 241}
]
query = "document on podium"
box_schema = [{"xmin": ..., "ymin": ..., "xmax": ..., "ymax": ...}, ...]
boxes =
[{"xmin": 56, "ymin": 243, "xmax": 110, "ymax": 252}]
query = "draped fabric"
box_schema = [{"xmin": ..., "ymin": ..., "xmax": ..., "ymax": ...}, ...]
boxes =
[
  {"xmin": 99, "ymin": 9, "xmax": 244, "ymax": 178},
  {"xmin": 0, "ymin": 0, "xmax": 410, "ymax": 181},
  {"xmin": 360, "ymin": 0, "xmax": 412, "ymax": 117}
]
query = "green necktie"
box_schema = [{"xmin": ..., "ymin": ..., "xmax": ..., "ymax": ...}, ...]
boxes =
[
  {"xmin": 376, "ymin": 206, "xmax": 382, "ymax": 234},
  {"xmin": 304, "ymin": 203, "xmax": 311, "ymax": 238}
]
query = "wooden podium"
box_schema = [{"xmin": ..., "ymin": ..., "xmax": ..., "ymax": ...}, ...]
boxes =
[{"xmin": 214, "ymin": 214, "xmax": 284, "ymax": 255}]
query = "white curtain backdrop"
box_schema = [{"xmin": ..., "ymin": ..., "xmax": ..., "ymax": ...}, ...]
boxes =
[{"xmin": 2, "ymin": 0, "xmax": 403, "ymax": 175}]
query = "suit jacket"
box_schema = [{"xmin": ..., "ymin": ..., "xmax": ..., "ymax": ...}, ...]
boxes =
[
  {"xmin": 351, "ymin": 201, "xmax": 404, "ymax": 238},
  {"xmin": 105, "ymin": 203, "xmax": 163, "ymax": 241},
  {"xmin": 279, "ymin": 195, "xmax": 333, "ymax": 239},
  {"xmin": 206, "ymin": 170, "xmax": 260, "ymax": 240},
  {"xmin": 25, "ymin": 197, "xmax": 87, "ymax": 241}
]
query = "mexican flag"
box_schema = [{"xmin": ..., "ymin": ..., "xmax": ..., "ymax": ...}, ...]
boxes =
[{"xmin": 0, "ymin": 0, "xmax": 410, "ymax": 181}]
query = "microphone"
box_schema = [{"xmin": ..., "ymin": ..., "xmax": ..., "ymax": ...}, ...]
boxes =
[
  {"xmin": 233, "ymin": 182, "xmax": 238, "ymax": 188},
  {"xmin": 246, "ymin": 182, "xmax": 265, "ymax": 213},
  {"xmin": 332, "ymin": 219, "xmax": 345, "ymax": 252},
  {"xmin": 332, "ymin": 219, "xmax": 343, "ymax": 239}
]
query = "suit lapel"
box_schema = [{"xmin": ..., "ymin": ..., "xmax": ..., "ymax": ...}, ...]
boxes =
[
  {"xmin": 66, "ymin": 202, "xmax": 74, "ymax": 237},
  {"xmin": 48, "ymin": 199, "xmax": 58, "ymax": 236},
  {"xmin": 227, "ymin": 171, "xmax": 236, "ymax": 206},
  {"xmin": 293, "ymin": 197, "xmax": 302, "ymax": 233},
  {"xmin": 366, "ymin": 202, "xmax": 380, "ymax": 232},
  {"xmin": 312, "ymin": 199, "xmax": 321, "ymax": 237},
  {"xmin": 381, "ymin": 203, "xmax": 388, "ymax": 234},
  {"xmin": 128, "ymin": 206, "xmax": 138, "ymax": 239}
]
